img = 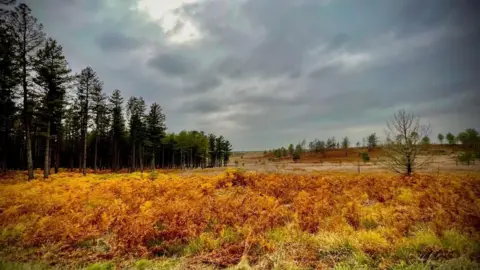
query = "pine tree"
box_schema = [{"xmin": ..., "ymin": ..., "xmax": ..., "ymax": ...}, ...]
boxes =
[
  {"xmin": 342, "ymin": 136, "xmax": 350, "ymax": 156},
  {"xmin": 64, "ymin": 102, "xmax": 82, "ymax": 171},
  {"xmin": 215, "ymin": 135, "xmax": 225, "ymax": 167},
  {"xmin": 109, "ymin": 89, "xmax": 125, "ymax": 171},
  {"xmin": 90, "ymin": 80, "xmax": 106, "ymax": 172},
  {"xmin": 4, "ymin": 3, "xmax": 45, "ymax": 179},
  {"xmin": 32, "ymin": 38, "xmax": 71, "ymax": 178},
  {"xmin": 145, "ymin": 103, "xmax": 165, "ymax": 169},
  {"xmin": 0, "ymin": 18, "xmax": 19, "ymax": 173},
  {"xmin": 222, "ymin": 140, "xmax": 232, "ymax": 166},
  {"xmin": 127, "ymin": 97, "xmax": 147, "ymax": 172},
  {"xmin": 208, "ymin": 134, "xmax": 216, "ymax": 167},
  {"xmin": 76, "ymin": 67, "xmax": 100, "ymax": 176}
]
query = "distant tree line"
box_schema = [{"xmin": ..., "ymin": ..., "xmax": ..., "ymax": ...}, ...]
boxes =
[
  {"xmin": 267, "ymin": 124, "xmax": 479, "ymax": 168},
  {"xmin": 268, "ymin": 133, "xmax": 379, "ymax": 162},
  {"xmin": 0, "ymin": 2, "xmax": 232, "ymax": 179}
]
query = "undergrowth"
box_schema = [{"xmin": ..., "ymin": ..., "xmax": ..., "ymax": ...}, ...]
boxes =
[{"xmin": 0, "ymin": 169, "xmax": 479, "ymax": 269}]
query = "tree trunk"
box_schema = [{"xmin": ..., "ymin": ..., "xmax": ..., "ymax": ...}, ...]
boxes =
[
  {"xmin": 25, "ymin": 122, "xmax": 34, "ymax": 180},
  {"xmin": 112, "ymin": 139, "xmax": 116, "ymax": 172},
  {"xmin": 132, "ymin": 141, "xmax": 136, "ymax": 172},
  {"xmin": 22, "ymin": 49, "xmax": 34, "ymax": 180},
  {"xmin": 151, "ymin": 152, "xmax": 155, "ymax": 170},
  {"xmin": 44, "ymin": 121, "xmax": 50, "ymax": 178},
  {"xmin": 180, "ymin": 151, "xmax": 183, "ymax": 169},
  {"xmin": 82, "ymin": 130, "xmax": 87, "ymax": 176},
  {"xmin": 1, "ymin": 131, "xmax": 6, "ymax": 174},
  {"xmin": 139, "ymin": 145, "xmax": 143, "ymax": 173},
  {"xmin": 78, "ymin": 142, "xmax": 82, "ymax": 172},
  {"xmin": 162, "ymin": 146, "xmax": 164, "ymax": 168},
  {"xmin": 54, "ymin": 134, "xmax": 60, "ymax": 174},
  {"xmin": 94, "ymin": 132, "xmax": 98, "ymax": 172},
  {"xmin": 70, "ymin": 141, "xmax": 74, "ymax": 172},
  {"xmin": 407, "ymin": 158, "xmax": 412, "ymax": 176},
  {"xmin": 49, "ymin": 138, "xmax": 53, "ymax": 175}
]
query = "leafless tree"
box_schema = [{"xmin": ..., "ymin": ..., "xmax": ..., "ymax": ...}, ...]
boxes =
[{"xmin": 382, "ymin": 110, "xmax": 432, "ymax": 175}]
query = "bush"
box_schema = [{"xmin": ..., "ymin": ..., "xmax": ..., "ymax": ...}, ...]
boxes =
[
  {"xmin": 361, "ymin": 152, "xmax": 370, "ymax": 164},
  {"xmin": 292, "ymin": 152, "xmax": 300, "ymax": 162},
  {"xmin": 457, "ymin": 152, "xmax": 475, "ymax": 165}
]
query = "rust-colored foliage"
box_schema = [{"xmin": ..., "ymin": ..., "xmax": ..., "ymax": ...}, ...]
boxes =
[{"xmin": 0, "ymin": 170, "xmax": 479, "ymax": 267}]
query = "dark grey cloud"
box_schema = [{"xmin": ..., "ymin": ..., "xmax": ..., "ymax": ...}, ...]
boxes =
[
  {"xmin": 24, "ymin": 0, "xmax": 480, "ymax": 150},
  {"xmin": 148, "ymin": 53, "xmax": 195, "ymax": 76},
  {"xmin": 183, "ymin": 76, "xmax": 221, "ymax": 94},
  {"xmin": 183, "ymin": 98, "xmax": 223, "ymax": 114},
  {"xmin": 96, "ymin": 30, "xmax": 140, "ymax": 52}
]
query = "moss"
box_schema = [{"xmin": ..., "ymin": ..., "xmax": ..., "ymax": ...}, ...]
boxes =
[
  {"xmin": 85, "ymin": 262, "xmax": 114, "ymax": 270},
  {"xmin": 395, "ymin": 229, "xmax": 442, "ymax": 261},
  {"xmin": 134, "ymin": 259, "xmax": 151, "ymax": 270},
  {"xmin": 436, "ymin": 257, "xmax": 480, "ymax": 269},
  {"xmin": 360, "ymin": 218, "xmax": 379, "ymax": 230},
  {"xmin": 440, "ymin": 230, "xmax": 480, "ymax": 256},
  {"xmin": 333, "ymin": 261, "xmax": 369, "ymax": 270},
  {"xmin": 391, "ymin": 257, "xmax": 480, "ymax": 270},
  {"xmin": 0, "ymin": 261, "xmax": 50, "ymax": 270},
  {"xmin": 355, "ymin": 231, "xmax": 389, "ymax": 253},
  {"xmin": 219, "ymin": 227, "xmax": 241, "ymax": 245},
  {"xmin": 183, "ymin": 233, "xmax": 219, "ymax": 255},
  {"xmin": 317, "ymin": 238, "xmax": 356, "ymax": 261},
  {"xmin": 146, "ymin": 259, "xmax": 183, "ymax": 270}
]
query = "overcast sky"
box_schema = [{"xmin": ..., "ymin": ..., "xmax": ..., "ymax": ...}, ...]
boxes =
[{"xmin": 25, "ymin": 0, "xmax": 479, "ymax": 150}]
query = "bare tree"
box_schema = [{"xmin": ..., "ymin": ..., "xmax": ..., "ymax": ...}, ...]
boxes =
[{"xmin": 383, "ymin": 110, "xmax": 432, "ymax": 175}]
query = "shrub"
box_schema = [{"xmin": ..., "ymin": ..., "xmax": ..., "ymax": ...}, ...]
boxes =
[
  {"xmin": 361, "ymin": 152, "xmax": 370, "ymax": 164},
  {"xmin": 457, "ymin": 152, "xmax": 475, "ymax": 165},
  {"xmin": 292, "ymin": 152, "xmax": 300, "ymax": 162}
]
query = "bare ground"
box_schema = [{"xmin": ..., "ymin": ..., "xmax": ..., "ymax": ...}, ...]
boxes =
[{"xmin": 226, "ymin": 152, "xmax": 480, "ymax": 174}]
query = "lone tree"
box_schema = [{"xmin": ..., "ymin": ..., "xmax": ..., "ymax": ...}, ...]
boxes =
[
  {"xmin": 383, "ymin": 110, "xmax": 432, "ymax": 176},
  {"xmin": 342, "ymin": 136, "xmax": 350, "ymax": 156},
  {"xmin": 437, "ymin": 133, "xmax": 444, "ymax": 145},
  {"xmin": 367, "ymin": 133, "xmax": 378, "ymax": 151},
  {"xmin": 446, "ymin": 132, "xmax": 456, "ymax": 146}
]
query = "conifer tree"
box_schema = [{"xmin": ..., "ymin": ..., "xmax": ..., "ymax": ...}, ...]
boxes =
[
  {"xmin": 109, "ymin": 89, "xmax": 125, "ymax": 171},
  {"xmin": 4, "ymin": 3, "xmax": 45, "ymax": 179},
  {"xmin": 32, "ymin": 38, "xmax": 71, "ymax": 178},
  {"xmin": 0, "ymin": 18, "xmax": 18, "ymax": 173},
  {"xmin": 90, "ymin": 80, "xmax": 106, "ymax": 171},
  {"xmin": 76, "ymin": 67, "xmax": 100, "ymax": 176}
]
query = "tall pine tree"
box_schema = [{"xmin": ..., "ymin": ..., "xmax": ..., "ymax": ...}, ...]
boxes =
[
  {"xmin": 32, "ymin": 38, "xmax": 71, "ymax": 178},
  {"xmin": 126, "ymin": 96, "xmax": 146, "ymax": 172},
  {"xmin": 0, "ymin": 17, "xmax": 19, "ymax": 173},
  {"xmin": 4, "ymin": 3, "xmax": 45, "ymax": 179},
  {"xmin": 76, "ymin": 67, "xmax": 100, "ymax": 176},
  {"xmin": 145, "ymin": 103, "xmax": 165, "ymax": 169},
  {"xmin": 90, "ymin": 80, "xmax": 106, "ymax": 172},
  {"xmin": 109, "ymin": 89, "xmax": 125, "ymax": 171}
]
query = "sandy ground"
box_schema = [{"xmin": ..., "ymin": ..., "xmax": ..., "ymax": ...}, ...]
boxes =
[{"xmin": 226, "ymin": 152, "xmax": 480, "ymax": 174}]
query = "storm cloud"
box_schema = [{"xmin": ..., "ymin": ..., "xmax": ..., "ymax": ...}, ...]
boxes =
[{"xmin": 25, "ymin": 0, "xmax": 480, "ymax": 150}]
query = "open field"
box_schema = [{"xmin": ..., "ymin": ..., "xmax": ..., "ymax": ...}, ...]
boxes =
[
  {"xmin": 230, "ymin": 147, "xmax": 480, "ymax": 174},
  {"xmin": 1, "ymin": 169, "xmax": 479, "ymax": 269}
]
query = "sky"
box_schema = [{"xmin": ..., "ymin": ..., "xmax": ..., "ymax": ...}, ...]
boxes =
[{"xmin": 24, "ymin": 0, "xmax": 479, "ymax": 150}]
